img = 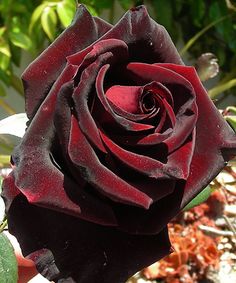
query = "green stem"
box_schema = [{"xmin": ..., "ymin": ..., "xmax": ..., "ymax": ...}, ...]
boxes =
[
  {"xmin": 180, "ymin": 13, "xmax": 234, "ymax": 56},
  {"xmin": 208, "ymin": 78, "xmax": 236, "ymax": 99}
]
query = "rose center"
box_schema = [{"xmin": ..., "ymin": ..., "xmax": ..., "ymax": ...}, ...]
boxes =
[{"xmin": 140, "ymin": 91, "xmax": 160, "ymax": 113}]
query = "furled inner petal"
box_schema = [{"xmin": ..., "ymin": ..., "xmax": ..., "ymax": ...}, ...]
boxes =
[
  {"xmin": 158, "ymin": 64, "xmax": 236, "ymax": 208},
  {"xmin": 100, "ymin": 130, "xmax": 188, "ymax": 180},
  {"xmin": 68, "ymin": 115, "xmax": 153, "ymax": 209},
  {"xmin": 106, "ymin": 85, "xmax": 142, "ymax": 114},
  {"xmin": 95, "ymin": 64, "xmax": 154, "ymax": 132},
  {"xmin": 126, "ymin": 63, "xmax": 197, "ymax": 152},
  {"xmin": 68, "ymin": 39, "xmax": 128, "ymax": 68}
]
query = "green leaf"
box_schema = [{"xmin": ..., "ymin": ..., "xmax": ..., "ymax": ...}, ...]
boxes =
[
  {"xmin": 190, "ymin": 0, "xmax": 206, "ymax": 27},
  {"xmin": 0, "ymin": 41, "xmax": 10, "ymax": 57},
  {"xmin": 208, "ymin": 78, "xmax": 236, "ymax": 99},
  {"xmin": 0, "ymin": 27, "xmax": 6, "ymax": 37},
  {"xmin": 0, "ymin": 83, "xmax": 6, "ymax": 97},
  {"xmin": 9, "ymin": 32, "xmax": 32, "ymax": 50},
  {"xmin": 0, "ymin": 69, "xmax": 10, "ymax": 85},
  {"xmin": 29, "ymin": 3, "xmax": 47, "ymax": 33},
  {"xmin": 225, "ymin": 116, "xmax": 236, "ymax": 132},
  {"xmin": 118, "ymin": 0, "xmax": 133, "ymax": 10},
  {"xmin": 41, "ymin": 6, "xmax": 57, "ymax": 41},
  {"xmin": 57, "ymin": 0, "xmax": 76, "ymax": 28},
  {"xmin": 183, "ymin": 186, "xmax": 214, "ymax": 211},
  {"xmin": 0, "ymin": 233, "xmax": 18, "ymax": 283},
  {"xmin": 0, "ymin": 53, "xmax": 10, "ymax": 71},
  {"xmin": 226, "ymin": 106, "xmax": 236, "ymax": 114},
  {"xmin": 153, "ymin": 0, "xmax": 173, "ymax": 34}
]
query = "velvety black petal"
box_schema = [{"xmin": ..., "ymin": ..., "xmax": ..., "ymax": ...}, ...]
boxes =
[
  {"xmin": 7, "ymin": 194, "xmax": 172, "ymax": 283},
  {"xmin": 69, "ymin": 5, "xmax": 183, "ymax": 65},
  {"xmin": 160, "ymin": 64, "xmax": 236, "ymax": 208},
  {"xmin": 68, "ymin": 115, "xmax": 153, "ymax": 209},
  {"xmin": 23, "ymin": 4, "xmax": 112, "ymax": 119}
]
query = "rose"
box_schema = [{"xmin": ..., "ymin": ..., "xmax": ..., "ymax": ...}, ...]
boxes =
[{"xmin": 2, "ymin": 4, "xmax": 236, "ymax": 283}]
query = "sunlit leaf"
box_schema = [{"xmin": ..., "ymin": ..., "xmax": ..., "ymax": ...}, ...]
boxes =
[
  {"xmin": 57, "ymin": 0, "xmax": 76, "ymax": 28},
  {"xmin": 0, "ymin": 69, "xmax": 10, "ymax": 85},
  {"xmin": 226, "ymin": 106, "xmax": 236, "ymax": 114},
  {"xmin": 0, "ymin": 27, "xmax": 6, "ymax": 37},
  {"xmin": 41, "ymin": 6, "xmax": 57, "ymax": 41},
  {"xmin": 208, "ymin": 78, "xmax": 236, "ymax": 99},
  {"xmin": 0, "ymin": 233, "xmax": 18, "ymax": 283},
  {"xmin": 183, "ymin": 186, "xmax": 214, "ymax": 211},
  {"xmin": 0, "ymin": 53, "xmax": 10, "ymax": 71},
  {"xmin": 0, "ymin": 41, "xmax": 10, "ymax": 57},
  {"xmin": 29, "ymin": 3, "xmax": 47, "ymax": 33},
  {"xmin": 9, "ymin": 32, "xmax": 32, "ymax": 50},
  {"xmin": 225, "ymin": 116, "xmax": 236, "ymax": 132}
]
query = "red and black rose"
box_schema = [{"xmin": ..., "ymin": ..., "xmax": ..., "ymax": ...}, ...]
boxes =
[{"xmin": 2, "ymin": 5, "xmax": 236, "ymax": 283}]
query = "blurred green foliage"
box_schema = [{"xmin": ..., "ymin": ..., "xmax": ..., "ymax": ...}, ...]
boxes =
[{"xmin": 0, "ymin": 0, "xmax": 236, "ymax": 114}]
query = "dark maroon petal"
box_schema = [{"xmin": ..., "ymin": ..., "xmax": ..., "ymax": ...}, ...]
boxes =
[
  {"xmin": 100, "ymin": 130, "xmax": 186, "ymax": 181},
  {"xmin": 22, "ymin": 5, "xmax": 110, "ymax": 119},
  {"xmin": 106, "ymin": 85, "xmax": 142, "ymax": 114},
  {"xmin": 1, "ymin": 172, "xmax": 20, "ymax": 210},
  {"xmin": 10, "ymin": 64, "xmax": 116, "ymax": 225},
  {"xmin": 72, "ymin": 54, "xmax": 112, "ymax": 153},
  {"xmin": 6, "ymin": 195, "xmax": 171, "ymax": 282},
  {"xmin": 68, "ymin": 115, "xmax": 153, "ymax": 209},
  {"xmin": 96, "ymin": 64, "xmax": 154, "ymax": 132},
  {"xmin": 108, "ymin": 100, "xmax": 156, "ymax": 122},
  {"xmin": 100, "ymin": 131, "xmax": 167, "ymax": 178},
  {"xmin": 166, "ymin": 129, "xmax": 196, "ymax": 179},
  {"xmin": 126, "ymin": 63, "xmax": 193, "ymax": 90},
  {"xmin": 110, "ymin": 129, "xmax": 172, "ymax": 147},
  {"xmin": 68, "ymin": 38, "xmax": 128, "ymax": 66},
  {"xmin": 126, "ymin": 63, "xmax": 198, "ymax": 151},
  {"xmin": 113, "ymin": 182, "xmax": 185, "ymax": 234},
  {"xmin": 53, "ymin": 81, "xmax": 87, "ymax": 188},
  {"xmin": 159, "ymin": 65, "xmax": 236, "ymax": 208},
  {"xmin": 94, "ymin": 16, "xmax": 113, "ymax": 37},
  {"xmin": 100, "ymin": 6, "xmax": 183, "ymax": 64}
]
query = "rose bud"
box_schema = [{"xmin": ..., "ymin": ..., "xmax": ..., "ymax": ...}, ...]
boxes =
[{"xmin": 2, "ymin": 4, "xmax": 236, "ymax": 283}]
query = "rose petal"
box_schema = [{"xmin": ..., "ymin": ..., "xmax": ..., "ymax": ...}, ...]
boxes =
[
  {"xmin": 113, "ymin": 181, "xmax": 184, "ymax": 234},
  {"xmin": 6, "ymin": 64, "xmax": 116, "ymax": 225},
  {"xmin": 96, "ymin": 64, "xmax": 154, "ymax": 132},
  {"xmin": 159, "ymin": 65, "xmax": 236, "ymax": 207},
  {"xmin": 23, "ymin": 5, "xmax": 111, "ymax": 119},
  {"xmin": 72, "ymin": 53, "xmax": 112, "ymax": 153},
  {"xmin": 126, "ymin": 63, "xmax": 198, "ymax": 151},
  {"xmin": 100, "ymin": 130, "xmax": 185, "ymax": 180},
  {"xmin": 106, "ymin": 85, "xmax": 142, "ymax": 114},
  {"xmin": 68, "ymin": 115, "xmax": 153, "ymax": 209},
  {"xmin": 6, "ymin": 195, "xmax": 171, "ymax": 282},
  {"xmin": 101, "ymin": 6, "xmax": 183, "ymax": 64}
]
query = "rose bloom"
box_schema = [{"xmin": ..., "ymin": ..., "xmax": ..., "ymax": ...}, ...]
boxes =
[{"xmin": 2, "ymin": 4, "xmax": 236, "ymax": 283}]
